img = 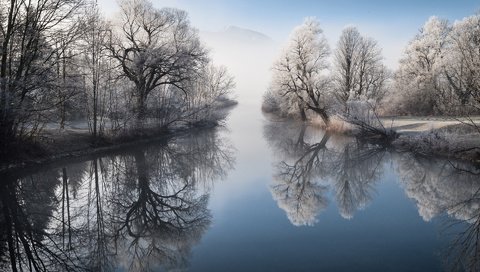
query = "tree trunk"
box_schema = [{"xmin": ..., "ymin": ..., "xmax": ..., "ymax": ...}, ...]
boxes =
[
  {"xmin": 310, "ymin": 107, "xmax": 330, "ymax": 127},
  {"xmin": 298, "ymin": 102, "xmax": 307, "ymax": 121},
  {"xmin": 60, "ymin": 52, "xmax": 66, "ymax": 130},
  {"xmin": 319, "ymin": 110, "xmax": 330, "ymax": 126},
  {"xmin": 0, "ymin": 0, "xmax": 17, "ymax": 143},
  {"xmin": 93, "ymin": 79, "xmax": 97, "ymax": 138},
  {"xmin": 136, "ymin": 93, "xmax": 146, "ymax": 128}
]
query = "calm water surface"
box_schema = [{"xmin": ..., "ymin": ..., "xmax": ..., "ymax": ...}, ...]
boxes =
[{"xmin": 1, "ymin": 102, "xmax": 480, "ymax": 271}]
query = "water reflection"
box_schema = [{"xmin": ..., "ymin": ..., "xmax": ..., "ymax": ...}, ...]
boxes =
[
  {"xmin": 264, "ymin": 121, "xmax": 385, "ymax": 225},
  {"xmin": 0, "ymin": 170, "xmax": 76, "ymax": 272},
  {"xmin": 0, "ymin": 128, "xmax": 234, "ymax": 271},
  {"xmin": 395, "ymin": 154, "xmax": 480, "ymax": 271},
  {"xmin": 3, "ymin": 119, "xmax": 480, "ymax": 271},
  {"xmin": 264, "ymin": 120, "xmax": 480, "ymax": 271}
]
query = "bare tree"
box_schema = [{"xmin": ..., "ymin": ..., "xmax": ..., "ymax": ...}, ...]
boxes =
[
  {"xmin": 0, "ymin": 0, "xmax": 84, "ymax": 143},
  {"xmin": 333, "ymin": 26, "xmax": 388, "ymax": 112},
  {"xmin": 391, "ymin": 17, "xmax": 449, "ymax": 115},
  {"xmin": 108, "ymin": 0, "xmax": 208, "ymax": 126},
  {"xmin": 52, "ymin": 26, "xmax": 85, "ymax": 130},
  {"xmin": 80, "ymin": 3, "xmax": 119, "ymax": 139},
  {"xmin": 441, "ymin": 14, "xmax": 480, "ymax": 127},
  {"xmin": 183, "ymin": 64, "xmax": 235, "ymax": 123},
  {"xmin": 268, "ymin": 18, "xmax": 332, "ymax": 125}
]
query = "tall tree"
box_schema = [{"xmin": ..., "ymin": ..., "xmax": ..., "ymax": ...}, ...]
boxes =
[
  {"xmin": 182, "ymin": 64, "xmax": 235, "ymax": 123},
  {"xmin": 81, "ymin": 3, "xmax": 116, "ymax": 138},
  {"xmin": 269, "ymin": 18, "xmax": 332, "ymax": 125},
  {"xmin": 393, "ymin": 16, "xmax": 449, "ymax": 115},
  {"xmin": 0, "ymin": 0, "xmax": 84, "ymax": 143},
  {"xmin": 108, "ymin": 0, "xmax": 207, "ymax": 126},
  {"xmin": 443, "ymin": 14, "xmax": 480, "ymax": 112},
  {"xmin": 333, "ymin": 26, "xmax": 388, "ymax": 111}
]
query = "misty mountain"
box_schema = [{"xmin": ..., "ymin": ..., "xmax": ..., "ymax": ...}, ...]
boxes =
[
  {"xmin": 200, "ymin": 26, "xmax": 274, "ymax": 46},
  {"xmin": 199, "ymin": 26, "xmax": 278, "ymax": 105}
]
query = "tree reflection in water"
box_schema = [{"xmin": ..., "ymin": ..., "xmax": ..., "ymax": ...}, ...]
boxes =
[
  {"xmin": 264, "ymin": 121, "xmax": 385, "ymax": 225},
  {"xmin": 0, "ymin": 128, "xmax": 234, "ymax": 271},
  {"xmin": 0, "ymin": 168, "xmax": 85, "ymax": 272},
  {"xmin": 395, "ymin": 154, "xmax": 480, "ymax": 272},
  {"xmin": 264, "ymin": 119, "xmax": 480, "ymax": 271}
]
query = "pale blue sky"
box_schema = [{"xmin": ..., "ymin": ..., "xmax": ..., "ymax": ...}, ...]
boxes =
[{"xmin": 98, "ymin": 0, "xmax": 480, "ymax": 68}]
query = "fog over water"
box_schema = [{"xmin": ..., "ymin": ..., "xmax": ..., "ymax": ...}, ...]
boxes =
[{"xmin": 200, "ymin": 26, "xmax": 279, "ymax": 105}]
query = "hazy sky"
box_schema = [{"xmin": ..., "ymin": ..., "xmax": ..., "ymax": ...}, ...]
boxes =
[{"xmin": 98, "ymin": 0, "xmax": 480, "ymax": 69}]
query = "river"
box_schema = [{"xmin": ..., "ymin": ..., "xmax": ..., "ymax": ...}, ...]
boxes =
[{"xmin": 1, "ymin": 98, "xmax": 480, "ymax": 272}]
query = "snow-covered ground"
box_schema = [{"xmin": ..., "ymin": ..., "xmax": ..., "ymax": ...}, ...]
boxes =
[
  {"xmin": 381, "ymin": 116, "xmax": 480, "ymax": 134},
  {"xmin": 378, "ymin": 116, "xmax": 480, "ymax": 162}
]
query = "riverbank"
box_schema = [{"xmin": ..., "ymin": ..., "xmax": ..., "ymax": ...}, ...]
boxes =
[
  {"xmin": 0, "ymin": 118, "xmax": 226, "ymax": 173},
  {"xmin": 376, "ymin": 117, "xmax": 479, "ymax": 163},
  {"xmin": 298, "ymin": 114, "xmax": 480, "ymax": 164},
  {"xmin": 391, "ymin": 125, "xmax": 480, "ymax": 163}
]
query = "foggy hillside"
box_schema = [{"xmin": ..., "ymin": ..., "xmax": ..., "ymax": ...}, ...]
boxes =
[
  {"xmin": 201, "ymin": 26, "xmax": 273, "ymax": 45},
  {"xmin": 200, "ymin": 26, "xmax": 279, "ymax": 105}
]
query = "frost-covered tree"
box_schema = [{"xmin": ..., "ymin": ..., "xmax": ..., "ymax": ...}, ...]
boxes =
[
  {"xmin": 0, "ymin": 0, "xmax": 237, "ymax": 156},
  {"xmin": 108, "ymin": 0, "xmax": 208, "ymax": 125},
  {"xmin": 184, "ymin": 64, "xmax": 235, "ymax": 123},
  {"xmin": 267, "ymin": 18, "xmax": 332, "ymax": 125},
  {"xmin": 391, "ymin": 16, "xmax": 449, "ymax": 115},
  {"xmin": 0, "ymin": 0, "xmax": 84, "ymax": 143},
  {"xmin": 390, "ymin": 14, "xmax": 480, "ymax": 117},
  {"xmin": 143, "ymin": 62, "xmax": 235, "ymax": 128},
  {"xmin": 81, "ymin": 4, "xmax": 117, "ymax": 138},
  {"xmin": 333, "ymin": 26, "xmax": 388, "ymax": 111},
  {"xmin": 442, "ymin": 14, "xmax": 480, "ymax": 115},
  {"xmin": 52, "ymin": 25, "xmax": 85, "ymax": 130}
]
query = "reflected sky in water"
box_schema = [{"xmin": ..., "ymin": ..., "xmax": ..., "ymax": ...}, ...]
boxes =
[
  {"xmin": 1, "ymin": 102, "xmax": 480, "ymax": 271},
  {"xmin": 190, "ymin": 102, "xmax": 480, "ymax": 272}
]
